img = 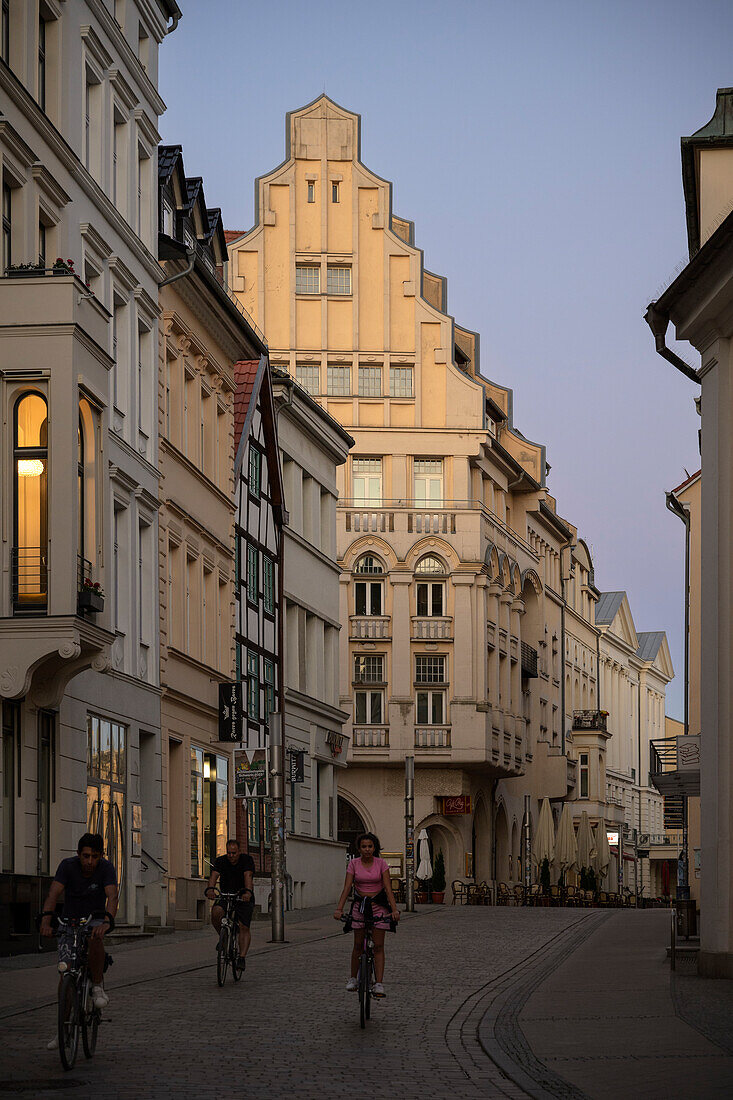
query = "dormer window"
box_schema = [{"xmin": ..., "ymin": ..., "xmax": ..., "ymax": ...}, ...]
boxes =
[{"xmin": 162, "ymin": 198, "xmax": 174, "ymax": 237}]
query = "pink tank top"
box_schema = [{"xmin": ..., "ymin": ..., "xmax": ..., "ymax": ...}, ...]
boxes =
[{"xmin": 348, "ymin": 856, "xmax": 388, "ymax": 896}]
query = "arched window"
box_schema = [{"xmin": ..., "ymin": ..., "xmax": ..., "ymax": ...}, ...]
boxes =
[
  {"xmin": 14, "ymin": 392, "xmax": 48, "ymax": 610},
  {"xmin": 414, "ymin": 555, "xmax": 446, "ymax": 617},
  {"xmin": 353, "ymin": 554, "xmax": 384, "ymax": 616},
  {"xmin": 77, "ymin": 398, "xmax": 97, "ymax": 581}
]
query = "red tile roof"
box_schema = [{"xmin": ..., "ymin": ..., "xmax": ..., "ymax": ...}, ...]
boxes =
[
  {"xmin": 672, "ymin": 469, "xmax": 701, "ymax": 493},
  {"xmin": 234, "ymin": 360, "xmax": 260, "ymax": 453},
  {"xmin": 224, "ymin": 230, "xmax": 245, "ymax": 244}
]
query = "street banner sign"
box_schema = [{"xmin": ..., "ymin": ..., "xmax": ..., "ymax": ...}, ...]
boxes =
[
  {"xmin": 218, "ymin": 682, "xmax": 243, "ymax": 743},
  {"xmin": 235, "ymin": 748, "xmax": 268, "ymax": 798},
  {"xmin": 288, "ymin": 750, "xmax": 305, "ymax": 784}
]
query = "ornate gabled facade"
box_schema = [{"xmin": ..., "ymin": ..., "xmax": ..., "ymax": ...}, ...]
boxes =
[
  {"xmin": 228, "ymin": 95, "xmax": 672, "ymax": 892},
  {"xmin": 157, "ymin": 146, "xmax": 268, "ymax": 927}
]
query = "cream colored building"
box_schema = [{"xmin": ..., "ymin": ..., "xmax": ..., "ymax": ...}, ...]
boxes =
[
  {"xmin": 228, "ymin": 95, "xmax": 672, "ymax": 892},
  {"xmin": 0, "ymin": 0, "xmax": 180, "ymax": 948},
  {"xmin": 646, "ymin": 88, "xmax": 733, "ymax": 974}
]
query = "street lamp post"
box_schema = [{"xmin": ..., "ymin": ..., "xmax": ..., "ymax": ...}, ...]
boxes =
[{"xmin": 405, "ymin": 756, "xmax": 414, "ymax": 912}]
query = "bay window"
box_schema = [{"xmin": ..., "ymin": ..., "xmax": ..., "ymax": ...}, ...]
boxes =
[{"xmin": 13, "ymin": 393, "xmax": 48, "ymax": 611}]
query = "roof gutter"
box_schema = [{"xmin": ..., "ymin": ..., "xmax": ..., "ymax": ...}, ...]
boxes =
[
  {"xmin": 159, "ymin": 247, "xmax": 195, "ymax": 287},
  {"xmin": 644, "ymin": 304, "xmax": 700, "ymax": 384}
]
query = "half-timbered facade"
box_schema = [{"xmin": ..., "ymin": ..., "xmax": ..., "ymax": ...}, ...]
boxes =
[{"xmin": 234, "ymin": 359, "xmax": 283, "ymax": 874}]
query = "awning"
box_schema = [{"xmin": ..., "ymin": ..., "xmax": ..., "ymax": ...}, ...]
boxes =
[
  {"xmin": 650, "ymin": 769, "xmax": 700, "ymax": 797},
  {"xmin": 610, "ymin": 847, "xmax": 636, "ymax": 862}
]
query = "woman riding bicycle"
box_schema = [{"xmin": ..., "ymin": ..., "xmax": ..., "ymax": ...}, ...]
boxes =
[{"xmin": 334, "ymin": 832, "xmax": 399, "ymax": 997}]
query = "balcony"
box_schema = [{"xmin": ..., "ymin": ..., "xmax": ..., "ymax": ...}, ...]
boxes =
[
  {"xmin": 411, "ymin": 616, "xmax": 452, "ymax": 640},
  {"xmin": 572, "ymin": 709, "xmax": 608, "ymax": 733},
  {"xmin": 650, "ymin": 735, "xmax": 700, "ymax": 797},
  {"xmin": 0, "ymin": 269, "xmax": 110, "ymax": 350},
  {"xmin": 352, "ymin": 726, "xmax": 389, "ymax": 748},
  {"xmin": 520, "ymin": 642, "xmax": 538, "ymax": 678},
  {"xmin": 11, "ymin": 547, "xmax": 48, "ymax": 614},
  {"xmin": 415, "ymin": 726, "xmax": 451, "ymax": 749},
  {"xmin": 350, "ymin": 616, "xmax": 390, "ymax": 640}
]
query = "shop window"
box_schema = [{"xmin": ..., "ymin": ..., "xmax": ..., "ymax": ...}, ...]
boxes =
[
  {"xmin": 87, "ymin": 715, "xmax": 126, "ymax": 887},
  {"xmin": 190, "ymin": 747, "xmax": 228, "ymax": 878}
]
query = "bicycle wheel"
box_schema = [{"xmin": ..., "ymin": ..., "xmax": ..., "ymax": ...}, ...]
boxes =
[
  {"xmin": 81, "ymin": 975, "xmax": 100, "ymax": 1058},
  {"xmin": 365, "ymin": 953, "xmax": 372, "ymax": 1020},
  {"xmin": 217, "ymin": 927, "xmax": 229, "ymax": 987},
  {"xmin": 58, "ymin": 973, "xmax": 79, "ymax": 1070},
  {"xmin": 231, "ymin": 932, "xmax": 243, "ymax": 982},
  {"xmin": 358, "ymin": 955, "xmax": 368, "ymax": 1029}
]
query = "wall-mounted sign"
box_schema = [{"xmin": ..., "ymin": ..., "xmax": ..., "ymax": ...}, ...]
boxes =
[
  {"xmin": 326, "ymin": 731, "xmax": 345, "ymax": 758},
  {"xmin": 677, "ymin": 736, "xmax": 701, "ymax": 770},
  {"xmin": 289, "ymin": 750, "xmax": 305, "ymax": 784},
  {"xmin": 235, "ymin": 748, "xmax": 268, "ymax": 798},
  {"xmin": 443, "ymin": 796, "xmax": 471, "ymax": 816},
  {"xmin": 218, "ymin": 682, "xmax": 243, "ymax": 743},
  {"xmin": 606, "ymin": 830, "xmax": 619, "ymax": 848}
]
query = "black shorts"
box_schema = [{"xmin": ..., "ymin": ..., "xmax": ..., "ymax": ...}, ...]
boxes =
[{"xmin": 213, "ymin": 899, "xmax": 254, "ymax": 928}]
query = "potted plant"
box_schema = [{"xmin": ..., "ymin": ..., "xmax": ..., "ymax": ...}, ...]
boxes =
[
  {"xmin": 431, "ymin": 850, "xmax": 446, "ymax": 903},
  {"xmin": 53, "ymin": 257, "xmax": 75, "ymax": 275},
  {"xmin": 7, "ymin": 262, "xmax": 44, "ymax": 277},
  {"xmin": 78, "ymin": 578, "xmax": 104, "ymax": 613}
]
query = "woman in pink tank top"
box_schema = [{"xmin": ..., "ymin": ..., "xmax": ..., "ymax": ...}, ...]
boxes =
[{"xmin": 334, "ymin": 832, "xmax": 400, "ymax": 997}]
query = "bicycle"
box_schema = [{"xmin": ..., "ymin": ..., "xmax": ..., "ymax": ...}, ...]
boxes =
[
  {"xmin": 342, "ymin": 901, "xmax": 396, "ymax": 1029},
  {"xmin": 40, "ymin": 912, "xmax": 114, "ymax": 1070},
  {"xmin": 212, "ymin": 891, "xmax": 245, "ymax": 987}
]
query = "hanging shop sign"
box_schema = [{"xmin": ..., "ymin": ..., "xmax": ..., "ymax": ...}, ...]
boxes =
[
  {"xmin": 218, "ymin": 682, "xmax": 243, "ymax": 743},
  {"xmin": 289, "ymin": 750, "xmax": 305, "ymax": 784},
  {"xmin": 442, "ymin": 796, "xmax": 471, "ymax": 816}
]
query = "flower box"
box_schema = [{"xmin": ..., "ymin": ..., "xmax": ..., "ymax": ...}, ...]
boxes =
[{"xmin": 78, "ymin": 588, "xmax": 104, "ymax": 613}]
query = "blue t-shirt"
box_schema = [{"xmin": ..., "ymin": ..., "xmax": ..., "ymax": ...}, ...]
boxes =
[{"xmin": 54, "ymin": 856, "xmax": 117, "ymax": 919}]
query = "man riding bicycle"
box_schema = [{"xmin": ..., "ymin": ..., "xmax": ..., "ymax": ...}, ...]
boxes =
[
  {"xmin": 205, "ymin": 838, "xmax": 255, "ymax": 968},
  {"xmin": 40, "ymin": 832, "xmax": 118, "ymax": 1049}
]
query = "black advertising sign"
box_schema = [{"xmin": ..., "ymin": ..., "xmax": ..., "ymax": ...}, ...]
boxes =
[
  {"xmin": 218, "ymin": 682, "xmax": 243, "ymax": 743},
  {"xmin": 289, "ymin": 750, "xmax": 305, "ymax": 784}
]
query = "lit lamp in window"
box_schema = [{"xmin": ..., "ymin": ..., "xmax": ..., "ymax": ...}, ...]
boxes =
[
  {"xmin": 203, "ymin": 758, "xmax": 211, "ymax": 780},
  {"xmin": 17, "ymin": 458, "xmax": 45, "ymax": 477},
  {"xmin": 13, "ymin": 392, "xmax": 48, "ymax": 610}
]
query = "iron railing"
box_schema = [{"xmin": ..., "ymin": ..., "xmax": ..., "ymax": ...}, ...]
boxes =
[
  {"xmin": 520, "ymin": 642, "xmax": 538, "ymax": 678},
  {"xmin": 77, "ymin": 555, "xmax": 92, "ymax": 592},
  {"xmin": 11, "ymin": 547, "xmax": 47, "ymax": 611},
  {"xmin": 573, "ymin": 709, "xmax": 608, "ymax": 732},
  {"xmin": 650, "ymin": 737, "xmax": 678, "ymax": 776}
]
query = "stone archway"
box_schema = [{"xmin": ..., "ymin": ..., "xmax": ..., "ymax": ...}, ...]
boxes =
[
  {"xmin": 495, "ymin": 803, "xmax": 510, "ymax": 884},
  {"xmin": 417, "ymin": 812, "xmax": 463, "ymax": 885},
  {"xmin": 473, "ymin": 795, "xmax": 492, "ymax": 882},
  {"xmin": 337, "ymin": 794, "xmax": 368, "ymax": 856}
]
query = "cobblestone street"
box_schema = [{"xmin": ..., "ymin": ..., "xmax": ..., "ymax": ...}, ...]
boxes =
[{"xmin": 1, "ymin": 906, "xmax": 732, "ymax": 1099}]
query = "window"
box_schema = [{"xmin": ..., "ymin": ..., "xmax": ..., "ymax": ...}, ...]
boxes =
[
  {"xmin": 355, "ymin": 577, "xmax": 382, "ymax": 616},
  {"xmin": 416, "ymin": 690, "xmax": 445, "ymax": 725},
  {"xmin": 247, "ymin": 544, "xmax": 258, "ymax": 604},
  {"xmin": 415, "ymin": 554, "xmax": 446, "ymax": 575},
  {"xmin": 354, "ymin": 554, "xmax": 384, "ymax": 575},
  {"xmin": 235, "ymin": 639, "xmax": 243, "ymax": 682},
  {"xmin": 295, "ymin": 264, "xmax": 320, "ymax": 294},
  {"xmin": 87, "ymin": 715, "xmax": 126, "ymax": 880},
  {"xmin": 414, "ymin": 459, "xmax": 443, "ymax": 506},
  {"xmin": 190, "ymin": 746, "xmax": 228, "ymax": 876},
  {"xmin": 247, "ymin": 797, "xmax": 259, "ymax": 845},
  {"xmin": 247, "ymin": 651, "xmax": 259, "ymax": 720},
  {"xmin": 327, "ymin": 265, "xmax": 350, "ymax": 294},
  {"xmin": 2, "ymin": 701, "xmax": 19, "ymax": 872},
  {"xmin": 307, "ymin": 181, "xmax": 315, "ymax": 203},
  {"xmin": 327, "ymin": 365, "xmax": 350, "ymax": 395},
  {"xmin": 263, "ymin": 658, "xmax": 275, "ymax": 721},
  {"xmin": 358, "ymin": 366, "xmax": 381, "ymax": 397},
  {"xmin": 2, "ymin": 180, "xmax": 11, "ymax": 271},
  {"xmin": 416, "ymin": 580, "xmax": 443, "ymax": 617},
  {"xmin": 263, "ymin": 556, "xmax": 275, "ymax": 615},
  {"xmin": 296, "ymin": 364, "xmax": 320, "ymax": 394},
  {"xmin": 13, "ymin": 393, "xmax": 48, "ymax": 610},
  {"xmin": 38, "ymin": 221, "xmax": 46, "ymax": 268},
  {"xmin": 352, "ymin": 458, "xmax": 382, "ymax": 506},
  {"xmin": 331, "ymin": 181, "xmax": 340, "ymax": 203},
  {"xmin": 354, "ymin": 655, "xmax": 383, "ymax": 683},
  {"xmin": 38, "ymin": 16, "xmax": 46, "ymax": 111},
  {"xmin": 162, "ymin": 197, "xmax": 174, "ymax": 235},
  {"xmin": 415, "ymin": 655, "xmax": 445, "ymax": 683},
  {"xmin": 249, "ymin": 446, "xmax": 262, "ymax": 497},
  {"xmin": 579, "ymin": 752, "xmax": 589, "ymax": 798},
  {"xmin": 355, "ymin": 690, "xmax": 383, "ymax": 725},
  {"xmin": 2, "ymin": 0, "xmax": 9, "ymax": 65},
  {"xmin": 389, "ymin": 366, "xmax": 413, "ymax": 398}
]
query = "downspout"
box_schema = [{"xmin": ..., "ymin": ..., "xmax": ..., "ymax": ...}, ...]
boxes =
[
  {"xmin": 274, "ymin": 377, "xmax": 294, "ymax": 834},
  {"xmin": 644, "ymin": 305, "xmax": 700, "ymax": 384},
  {"xmin": 560, "ymin": 540, "xmax": 575, "ymax": 757},
  {"xmin": 666, "ymin": 491, "xmax": 690, "ymax": 739},
  {"xmin": 159, "ymin": 248, "xmax": 196, "ymax": 288}
]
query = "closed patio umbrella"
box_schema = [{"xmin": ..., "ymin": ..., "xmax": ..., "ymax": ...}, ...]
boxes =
[
  {"xmin": 576, "ymin": 811, "xmax": 596, "ymax": 875},
  {"xmin": 555, "ymin": 802, "xmax": 577, "ymax": 873},
  {"xmin": 594, "ymin": 820, "xmax": 611, "ymax": 885},
  {"xmin": 416, "ymin": 829, "xmax": 433, "ymax": 881},
  {"xmin": 534, "ymin": 797, "xmax": 555, "ymax": 866}
]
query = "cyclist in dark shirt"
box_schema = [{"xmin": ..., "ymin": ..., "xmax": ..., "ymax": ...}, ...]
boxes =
[
  {"xmin": 205, "ymin": 838, "xmax": 255, "ymax": 965},
  {"xmin": 40, "ymin": 832, "xmax": 118, "ymax": 1048}
]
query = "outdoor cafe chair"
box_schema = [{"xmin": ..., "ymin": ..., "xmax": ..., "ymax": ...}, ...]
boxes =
[
  {"xmin": 497, "ymin": 882, "xmax": 512, "ymax": 906},
  {"xmin": 451, "ymin": 880, "xmax": 469, "ymax": 905},
  {"xmin": 477, "ymin": 880, "xmax": 492, "ymax": 905},
  {"xmin": 549, "ymin": 884, "xmax": 562, "ymax": 906},
  {"xmin": 513, "ymin": 884, "xmax": 525, "ymax": 905},
  {"xmin": 564, "ymin": 884, "xmax": 579, "ymax": 906}
]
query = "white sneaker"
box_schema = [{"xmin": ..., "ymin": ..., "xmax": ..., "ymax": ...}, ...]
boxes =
[
  {"xmin": 47, "ymin": 1035, "xmax": 59, "ymax": 1050},
  {"xmin": 346, "ymin": 977, "xmax": 358, "ymax": 992},
  {"xmin": 372, "ymin": 982, "xmax": 385, "ymax": 997},
  {"xmin": 91, "ymin": 984, "xmax": 109, "ymax": 1009}
]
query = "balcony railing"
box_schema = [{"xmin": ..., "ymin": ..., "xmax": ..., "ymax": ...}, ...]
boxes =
[
  {"xmin": 11, "ymin": 547, "xmax": 47, "ymax": 612},
  {"xmin": 415, "ymin": 726, "xmax": 451, "ymax": 749},
  {"xmin": 352, "ymin": 726, "xmax": 389, "ymax": 748},
  {"xmin": 350, "ymin": 616, "xmax": 390, "ymax": 640},
  {"xmin": 649, "ymin": 737, "xmax": 678, "ymax": 775},
  {"xmin": 520, "ymin": 642, "xmax": 538, "ymax": 678},
  {"xmin": 572, "ymin": 709, "xmax": 608, "ymax": 732},
  {"xmin": 642, "ymin": 832, "xmax": 684, "ymax": 847},
  {"xmin": 412, "ymin": 616, "xmax": 452, "ymax": 640},
  {"xmin": 77, "ymin": 555, "xmax": 92, "ymax": 592}
]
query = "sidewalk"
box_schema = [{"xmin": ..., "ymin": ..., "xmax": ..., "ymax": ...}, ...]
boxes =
[
  {"xmin": 0, "ymin": 903, "xmax": 344, "ymax": 1019},
  {"xmin": 515, "ymin": 909, "xmax": 733, "ymax": 1098}
]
